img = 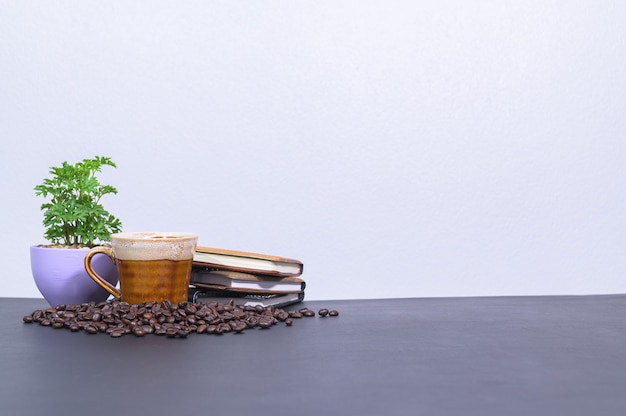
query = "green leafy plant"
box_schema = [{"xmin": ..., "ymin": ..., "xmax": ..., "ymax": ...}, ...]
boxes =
[{"xmin": 34, "ymin": 156, "xmax": 123, "ymax": 247}]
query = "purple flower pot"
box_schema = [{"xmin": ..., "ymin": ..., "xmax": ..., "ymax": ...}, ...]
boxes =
[{"xmin": 30, "ymin": 246, "xmax": 119, "ymax": 307}]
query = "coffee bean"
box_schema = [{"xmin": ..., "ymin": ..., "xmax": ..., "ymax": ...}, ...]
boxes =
[
  {"xmin": 245, "ymin": 316, "xmax": 259, "ymax": 328},
  {"xmin": 85, "ymin": 325, "xmax": 98, "ymax": 334},
  {"xmin": 109, "ymin": 329, "xmax": 124, "ymax": 338},
  {"xmin": 22, "ymin": 300, "xmax": 340, "ymax": 337},
  {"xmin": 232, "ymin": 321, "xmax": 247, "ymax": 333},
  {"xmin": 258, "ymin": 319, "xmax": 272, "ymax": 329},
  {"xmin": 117, "ymin": 302, "xmax": 131, "ymax": 314},
  {"xmin": 184, "ymin": 304, "xmax": 197, "ymax": 315}
]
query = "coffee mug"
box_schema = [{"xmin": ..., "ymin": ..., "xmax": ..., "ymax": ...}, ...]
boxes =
[{"xmin": 84, "ymin": 232, "xmax": 198, "ymax": 304}]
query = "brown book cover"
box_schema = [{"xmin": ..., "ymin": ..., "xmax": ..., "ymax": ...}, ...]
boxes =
[{"xmin": 193, "ymin": 246, "xmax": 304, "ymax": 277}]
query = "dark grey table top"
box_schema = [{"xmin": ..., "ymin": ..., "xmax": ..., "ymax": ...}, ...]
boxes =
[{"xmin": 2, "ymin": 295, "xmax": 626, "ymax": 415}]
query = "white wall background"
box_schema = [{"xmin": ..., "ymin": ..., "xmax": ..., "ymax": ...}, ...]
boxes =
[{"xmin": 1, "ymin": 1, "xmax": 625, "ymax": 301}]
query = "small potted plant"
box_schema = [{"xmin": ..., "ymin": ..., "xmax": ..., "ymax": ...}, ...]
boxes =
[{"xmin": 31, "ymin": 156, "xmax": 123, "ymax": 306}]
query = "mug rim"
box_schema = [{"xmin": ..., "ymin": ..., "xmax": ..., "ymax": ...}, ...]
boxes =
[{"xmin": 110, "ymin": 232, "xmax": 198, "ymax": 241}]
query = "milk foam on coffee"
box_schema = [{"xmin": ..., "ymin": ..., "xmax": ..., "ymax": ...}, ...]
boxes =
[{"xmin": 110, "ymin": 232, "xmax": 198, "ymax": 261}]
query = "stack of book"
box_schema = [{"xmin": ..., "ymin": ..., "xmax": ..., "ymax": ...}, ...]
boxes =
[{"xmin": 188, "ymin": 246, "xmax": 305, "ymax": 308}]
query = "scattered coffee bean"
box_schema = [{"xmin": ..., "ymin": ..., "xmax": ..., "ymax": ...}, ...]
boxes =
[
  {"xmin": 109, "ymin": 329, "xmax": 124, "ymax": 338},
  {"xmin": 258, "ymin": 318, "xmax": 273, "ymax": 329},
  {"xmin": 22, "ymin": 300, "xmax": 340, "ymax": 338},
  {"xmin": 232, "ymin": 321, "xmax": 247, "ymax": 333},
  {"xmin": 301, "ymin": 308, "xmax": 315, "ymax": 317}
]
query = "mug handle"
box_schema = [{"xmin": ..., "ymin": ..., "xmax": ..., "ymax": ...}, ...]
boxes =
[{"xmin": 84, "ymin": 246, "xmax": 121, "ymax": 299}]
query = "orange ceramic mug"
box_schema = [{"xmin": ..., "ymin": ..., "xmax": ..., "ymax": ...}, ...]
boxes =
[{"xmin": 84, "ymin": 232, "xmax": 198, "ymax": 304}]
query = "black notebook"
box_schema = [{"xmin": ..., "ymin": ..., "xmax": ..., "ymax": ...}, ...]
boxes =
[{"xmin": 188, "ymin": 287, "xmax": 304, "ymax": 309}]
